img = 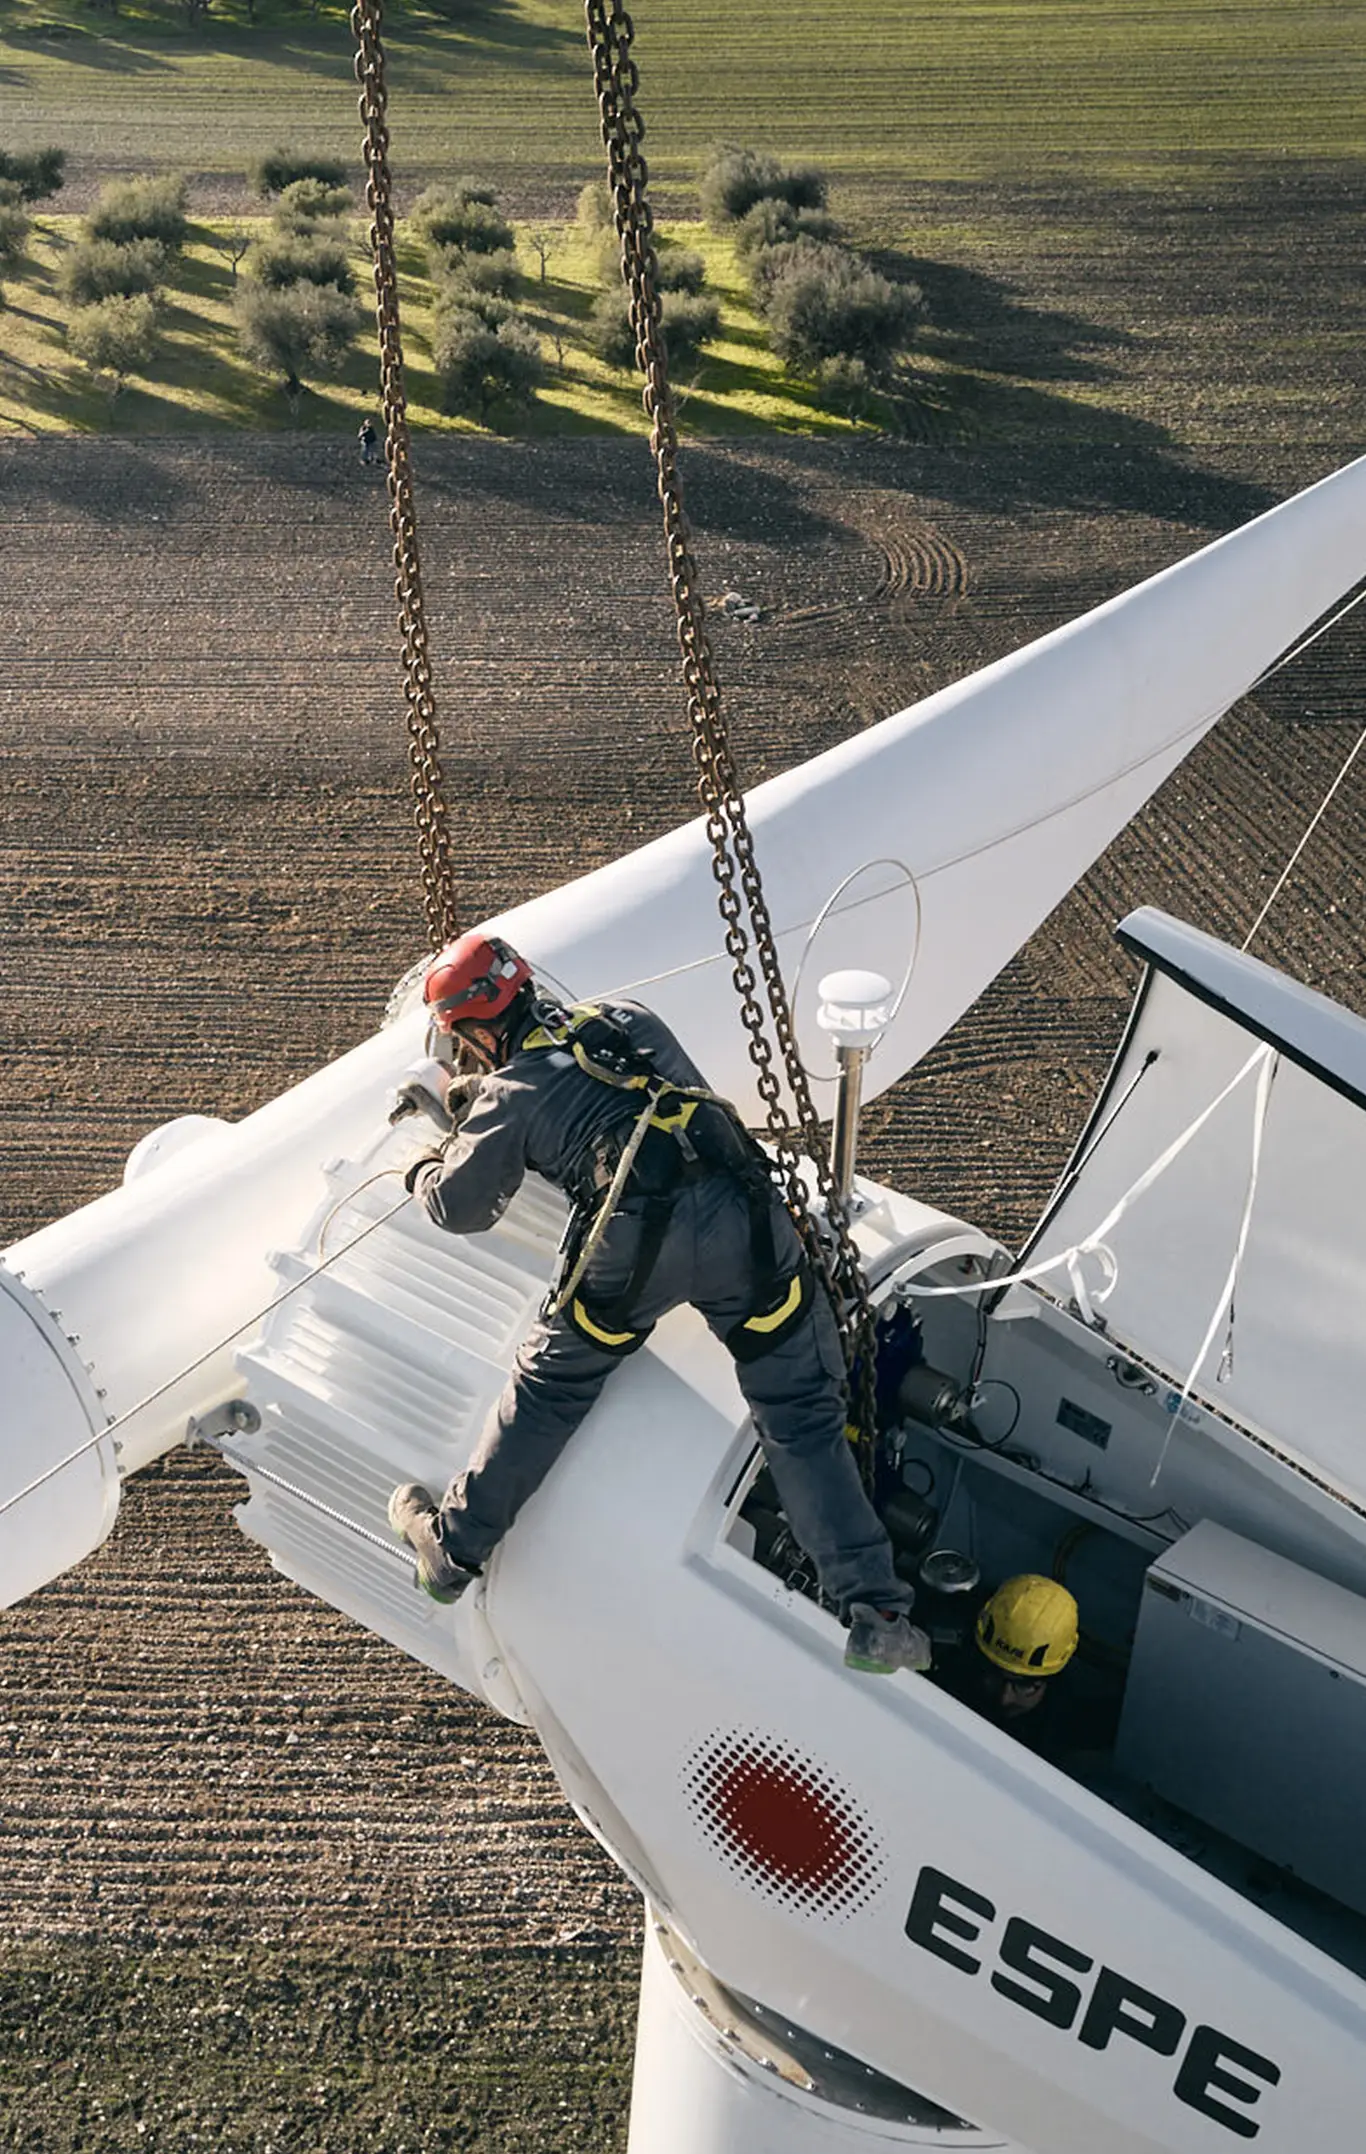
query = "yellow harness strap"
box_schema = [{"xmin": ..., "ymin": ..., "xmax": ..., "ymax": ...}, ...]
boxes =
[
  {"xmin": 569, "ymin": 1298, "xmax": 643, "ymax": 1350},
  {"xmin": 524, "ymin": 1005, "xmax": 708, "ymax": 1134},
  {"xmin": 735, "ymin": 1269, "xmax": 804, "ymax": 1336}
]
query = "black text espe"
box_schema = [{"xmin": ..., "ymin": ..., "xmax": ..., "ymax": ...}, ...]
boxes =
[{"xmin": 905, "ymin": 1867, "xmax": 1280, "ymax": 2140}]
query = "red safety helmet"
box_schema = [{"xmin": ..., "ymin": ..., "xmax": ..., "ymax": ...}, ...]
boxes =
[{"xmin": 423, "ymin": 933, "xmax": 533, "ymax": 1035}]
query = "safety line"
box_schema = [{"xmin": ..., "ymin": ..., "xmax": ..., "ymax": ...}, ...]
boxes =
[
  {"xmin": 904, "ymin": 1042, "xmax": 1272, "ymax": 1309},
  {"xmin": 1241, "ymin": 722, "xmax": 1366, "ymax": 954},
  {"xmin": 1247, "ymin": 577, "xmax": 1366, "ymax": 699}
]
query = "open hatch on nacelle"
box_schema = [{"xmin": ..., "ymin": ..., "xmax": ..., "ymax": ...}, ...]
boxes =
[{"xmin": 731, "ymin": 909, "xmax": 1366, "ymax": 1988}]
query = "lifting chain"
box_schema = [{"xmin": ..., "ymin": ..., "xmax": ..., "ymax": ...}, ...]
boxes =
[
  {"xmin": 584, "ymin": 0, "xmax": 882, "ymax": 1481},
  {"xmin": 352, "ymin": 0, "xmax": 461, "ymax": 952}
]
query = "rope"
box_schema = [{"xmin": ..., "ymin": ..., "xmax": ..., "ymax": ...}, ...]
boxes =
[
  {"xmin": 545, "ymin": 1090, "xmax": 658, "ymax": 1319},
  {"xmin": 905, "ymin": 1042, "xmax": 1273, "ymax": 1308},
  {"xmin": 1247, "ymin": 577, "xmax": 1366, "ymax": 699},
  {"xmin": 210, "ymin": 1439, "xmax": 416, "ymax": 1567},
  {"xmin": 1241, "ymin": 724, "xmax": 1366, "ymax": 954},
  {"xmin": 1238, "ymin": 577, "xmax": 1366, "ymax": 952}
]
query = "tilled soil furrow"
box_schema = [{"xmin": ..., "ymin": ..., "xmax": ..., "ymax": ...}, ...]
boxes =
[{"xmin": 3, "ymin": 425, "xmax": 1365, "ymax": 2144}]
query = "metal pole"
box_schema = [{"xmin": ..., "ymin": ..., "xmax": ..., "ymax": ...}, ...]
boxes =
[
  {"xmin": 830, "ymin": 1042, "xmax": 872, "ymax": 1205},
  {"xmin": 816, "ymin": 971, "xmax": 894, "ymax": 1214}
]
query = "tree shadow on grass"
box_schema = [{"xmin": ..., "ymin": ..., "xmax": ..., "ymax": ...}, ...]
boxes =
[
  {"xmin": 3, "ymin": 20, "xmax": 174, "ymax": 71},
  {"xmin": 528, "ymin": 274, "xmax": 595, "ymax": 327},
  {"xmin": 89, "ymin": 4, "xmax": 581, "ymax": 76},
  {"xmin": 3, "ymin": 299, "xmax": 65, "ymax": 331},
  {"xmin": 172, "ymin": 247, "xmax": 238, "ymax": 304},
  {"xmin": 676, "ymin": 347, "xmax": 786, "ymax": 404}
]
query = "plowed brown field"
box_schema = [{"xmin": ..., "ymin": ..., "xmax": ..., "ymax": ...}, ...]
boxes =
[{"xmin": 3, "ymin": 175, "xmax": 1365, "ymax": 2152}]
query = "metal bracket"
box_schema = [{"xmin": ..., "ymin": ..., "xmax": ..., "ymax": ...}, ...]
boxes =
[{"xmin": 185, "ymin": 1399, "xmax": 261, "ymax": 1449}]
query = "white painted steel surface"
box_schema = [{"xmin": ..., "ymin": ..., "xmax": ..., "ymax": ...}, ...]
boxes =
[
  {"xmin": 0, "ymin": 1265, "xmax": 116, "ymax": 1608},
  {"xmin": 485, "ymin": 1284, "xmax": 1366, "ymax": 2154},
  {"xmin": 5, "ymin": 460, "xmax": 1366, "ymax": 1606},
  {"xmin": 2, "ymin": 1021, "xmax": 429, "ymax": 1496},
  {"xmin": 627, "ymin": 1916, "xmax": 1014, "ymax": 2152},
  {"xmin": 478, "ymin": 456, "xmax": 1366, "ymax": 1124},
  {"xmin": 231, "ymin": 1116, "xmax": 567, "ymax": 1712},
  {"xmin": 1025, "ymin": 931, "xmax": 1366, "ymax": 1512}
]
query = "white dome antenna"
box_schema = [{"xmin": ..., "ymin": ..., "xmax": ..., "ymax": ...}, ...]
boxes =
[{"xmin": 816, "ymin": 969, "xmax": 895, "ymax": 1206}]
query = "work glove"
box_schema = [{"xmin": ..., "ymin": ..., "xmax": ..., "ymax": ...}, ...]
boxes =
[
  {"xmin": 404, "ymin": 1151, "xmax": 448, "ymax": 1197},
  {"xmin": 389, "ymin": 1059, "xmax": 480, "ymax": 1133}
]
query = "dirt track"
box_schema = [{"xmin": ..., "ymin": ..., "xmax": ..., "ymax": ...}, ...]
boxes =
[{"xmin": 2, "ymin": 410, "xmax": 1366, "ymax": 2142}]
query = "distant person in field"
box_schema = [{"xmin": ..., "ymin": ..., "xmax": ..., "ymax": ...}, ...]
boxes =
[{"xmin": 358, "ymin": 418, "xmax": 379, "ymax": 467}]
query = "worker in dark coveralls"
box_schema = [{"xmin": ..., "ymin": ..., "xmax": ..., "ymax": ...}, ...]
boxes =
[{"xmin": 387, "ymin": 931, "xmax": 929, "ymax": 1675}]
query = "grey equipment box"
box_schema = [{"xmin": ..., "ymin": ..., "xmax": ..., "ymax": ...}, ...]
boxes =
[{"xmin": 1116, "ymin": 1519, "xmax": 1366, "ymax": 1918}]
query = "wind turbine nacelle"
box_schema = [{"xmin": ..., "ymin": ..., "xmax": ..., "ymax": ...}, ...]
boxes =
[{"xmin": 7, "ymin": 452, "xmax": 1366, "ymax": 1610}]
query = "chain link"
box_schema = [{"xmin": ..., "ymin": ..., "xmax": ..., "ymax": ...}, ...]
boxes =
[
  {"xmin": 352, "ymin": 0, "xmax": 460, "ymax": 952},
  {"xmin": 584, "ymin": 0, "xmax": 881, "ymax": 1479}
]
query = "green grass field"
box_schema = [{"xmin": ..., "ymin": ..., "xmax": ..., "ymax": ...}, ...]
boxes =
[
  {"xmin": 2, "ymin": 0, "xmax": 1362, "ymax": 440},
  {"xmin": 0, "ymin": 215, "xmax": 875, "ymax": 435},
  {"xmin": 2, "ymin": 0, "xmax": 1362, "ymax": 195}
]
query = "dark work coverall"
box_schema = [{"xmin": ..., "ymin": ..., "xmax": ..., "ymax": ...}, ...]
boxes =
[{"xmin": 417, "ymin": 1000, "xmax": 910, "ymax": 1619}]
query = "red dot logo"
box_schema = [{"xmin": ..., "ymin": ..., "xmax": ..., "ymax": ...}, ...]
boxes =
[{"xmin": 684, "ymin": 1732, "xmax": 885, "ymax": 1917}]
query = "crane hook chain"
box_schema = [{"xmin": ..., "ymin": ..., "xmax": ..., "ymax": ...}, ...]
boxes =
[
  {"xmin": 584, "ymin": 0, "xmax": 881, "ymax": 1481},
  {"xmin": 352, "ymin": 0, "xmax": 461, "ymax": 952}
]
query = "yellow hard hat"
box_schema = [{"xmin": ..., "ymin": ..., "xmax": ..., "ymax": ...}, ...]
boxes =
[{"xmin": 975, "ymin": 1575, "xmax": 1079, "ymax": 1679}]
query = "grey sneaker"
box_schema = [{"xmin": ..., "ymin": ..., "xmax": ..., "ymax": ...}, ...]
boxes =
[
  {"xmin": 844, "ymin": 1602, "xmax": 933, "ymax": 1676},
  {"xmin": 387, "ymin": 1483, "xmax": 477, "ymax": 1604}
]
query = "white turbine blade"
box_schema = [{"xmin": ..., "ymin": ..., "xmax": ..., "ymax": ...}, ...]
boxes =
[{"xmin": 494, "ymin": 455, "xmax": 1366, "ymax": 1122}]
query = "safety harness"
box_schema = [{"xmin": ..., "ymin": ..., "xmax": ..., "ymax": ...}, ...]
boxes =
[{"xmin": 523, "ymin": 1003, "xmax": 813, "ymax": 1363}]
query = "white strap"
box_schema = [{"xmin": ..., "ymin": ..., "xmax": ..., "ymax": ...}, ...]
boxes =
[
  {"xmin": 907, "ymin": 1041, "xmax": 1273, "ymax": 1306},
  {"xmin": 1148, "ymin": 1047, "xmax": 1277, "ymax": 1485}
]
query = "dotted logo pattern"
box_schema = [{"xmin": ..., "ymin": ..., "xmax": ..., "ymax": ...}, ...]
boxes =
[{"xmin": 683, "ymin": 1730, "xmax": 886, "ymax": 1919}]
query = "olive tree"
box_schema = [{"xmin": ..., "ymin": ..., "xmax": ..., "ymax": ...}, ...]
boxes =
[
  {"xmin": 67, "ymin": 293, "xmax": 160, "ymax": 400},
  {"xmin": 430, "ymin": 246, "xmax": 519, "ymax": 299},
  {"xmin": 760, "ymin": 241, "xmax": 922, "ymax": 381},
  {"xmin": 432, "ymin": 305, "xmax": 543, "ymax": 424},
  {"xmin": 273, "ymin": 177, "xmax": 354, "ymax": 231},
  {"xmin": 413, "ymin": 183, "xmax": 513, "ymax": 259},
  {"xmin": 656, "ymin": 247, "xmax": 706, "ymax": 296},
  {"xmin": 86, "ymin": 175, "xmax": 188, "ymax": 253},
  {"xmin": 0, "ymin": 187, "xmax": 31, "ymax": 304},
  {"xmin": 235, "ymin": 281, "xmax": 363, "ymax": 409},
  {"xmin": 590, "ymin": 289, "xmax": 721, "ymax": 372},
  {"xmin": 245, "ymin": 231, "xmax": 356, "ymax": 296},
  {"xmin": 60, "ymin": 236, "xmax": 169, "ymax": 306},
  {"xmin": 249, "ymin": 149, "xmax": 348, "ymax": 198},
  {"xmin": 699, "ymin": 144, "xmax": 827, "ymax": 228},
  {"xmin": 0, "ymin": 148, "xmax": 65, "ymax": 204}
]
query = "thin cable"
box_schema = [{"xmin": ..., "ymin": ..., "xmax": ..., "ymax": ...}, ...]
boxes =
[
  {"xmin": 1241, "ymin": 723, "xmax": 1366, "ymax": 953},
  {"xmin": 907, "ymin": 1043, "xmax": 1272, "ymax": 1306},
  {"xmin": 318, "ymin": 1166, "xmax": 409, "ymax": 1257},
  {"xmin": 1246, "ymin": 578, "xmax": 1366, "ymax": 699},
  {"xmin": 0, "ymin": 1187, "xmax": 413, "ymax": 1521},
  {"xmin": 1236, "ymin": 574, "xmax": 1366, "ymax": 951}
]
